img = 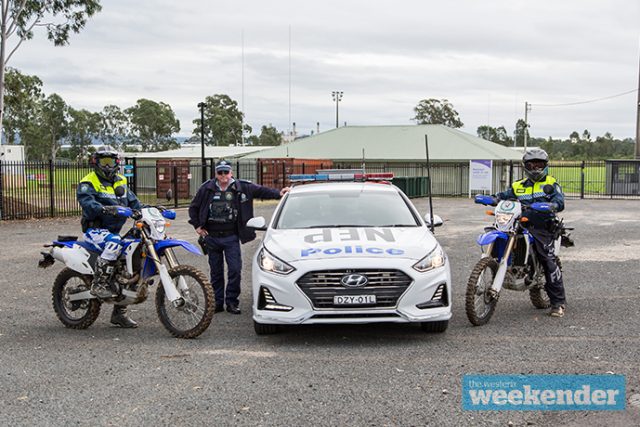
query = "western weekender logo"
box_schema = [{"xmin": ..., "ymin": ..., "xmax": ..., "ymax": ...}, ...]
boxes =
[{"xmin": 462, "ymin": 375, "xmax": 625, "ymax": 411}]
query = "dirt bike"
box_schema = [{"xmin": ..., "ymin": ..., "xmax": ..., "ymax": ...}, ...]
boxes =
[
  {"xmin": 465, "ymin": 194, "xmax": 574, "ymax": 326},
  {"xmin": 39, "ymin": 207, "xmax": 214, "ymax": 338}
]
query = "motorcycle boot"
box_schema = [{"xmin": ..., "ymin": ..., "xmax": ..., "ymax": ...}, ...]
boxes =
[
  {"xmin": 110, "ymin": 305, "xmax": 138, "ymax": 328},
  {"xmin": 90, "ymin": 257, "xmax": 117, "ymax": 298}
]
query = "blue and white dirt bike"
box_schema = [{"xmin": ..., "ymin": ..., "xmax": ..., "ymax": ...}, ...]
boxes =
[
  {"xmin": 39, "ymin": 207, "xmax": 214, "ymax": 338},
  {"xmin": 465, "ymin": 195, "xmax": 573, "ymax": 326}
]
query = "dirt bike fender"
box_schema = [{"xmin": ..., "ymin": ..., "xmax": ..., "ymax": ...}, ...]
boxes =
[
  {"xmin": 154, "ymin": 239, "xmax": 202, "ymax": 256},
  {"xmin": 51, "ymin": 245, "xmax": 94, "ymax": 275},
  {"xmin": 477, "ymin": 230, "xmax": 508, "ymax": 246}
]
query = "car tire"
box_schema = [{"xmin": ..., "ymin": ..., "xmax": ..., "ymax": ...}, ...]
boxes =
[
  {"xmin": 420, "ymin": 320, "xmax": 448, "ymax": 333},
  {"xmin": 254, "ymin": 320, "xmax": 280, "ymax": 335}
]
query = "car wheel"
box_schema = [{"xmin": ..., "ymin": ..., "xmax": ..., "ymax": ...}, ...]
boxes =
[
  {"xmin": 420, "ymin": 320, "xmax": 448, "ymax": 333},
  {"xmin": 254, "ymin": 320, "xmax": 280, "ymax": 335}
]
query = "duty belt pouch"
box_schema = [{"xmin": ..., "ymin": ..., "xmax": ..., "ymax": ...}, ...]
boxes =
[{"xmin": 198, "ymin": 236, "xmax": 208, "ymax": 255}]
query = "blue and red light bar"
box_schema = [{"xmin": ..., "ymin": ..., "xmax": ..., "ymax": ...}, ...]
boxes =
[{"xmin": 289, "ymin": 171, "xmax": 394, "ymax": 183}]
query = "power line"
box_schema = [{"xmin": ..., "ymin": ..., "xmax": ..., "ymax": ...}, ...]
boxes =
[{"xmin": 531, "ymin": 88, "xmax": 638, "ymax": 107}]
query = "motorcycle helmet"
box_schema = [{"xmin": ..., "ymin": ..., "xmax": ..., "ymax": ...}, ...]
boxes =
[
  {"xmin": 90, "ymin": 146, "xmax": 121, "ymax": 182},
  {"xmin": 522, "ymin": 148, "xmax": 549, "ymax": 182}
]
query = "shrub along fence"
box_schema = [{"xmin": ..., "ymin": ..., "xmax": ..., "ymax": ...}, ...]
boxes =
[{"xmin": 1, "ymin": 158, "xmax": 639, "ymax": 220}]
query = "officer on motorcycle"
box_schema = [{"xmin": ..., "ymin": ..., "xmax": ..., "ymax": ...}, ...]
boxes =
[
  {"xmin": 76, "ymin": 147, "xmax": 143, "ymax": 328},
  {"xmin": 495, "ymin": 148, "xmax": 567, "ymax": 317}
]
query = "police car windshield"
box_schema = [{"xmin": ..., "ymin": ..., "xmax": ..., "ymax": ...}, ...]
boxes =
[{"xmin": 276, "ymin": 191, "xmax": 419, "ymax": 229}]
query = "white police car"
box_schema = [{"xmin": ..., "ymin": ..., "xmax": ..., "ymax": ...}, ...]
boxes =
[{"xmin": 247, "ymin": 171, "xmax": 451, "ymax": 335}]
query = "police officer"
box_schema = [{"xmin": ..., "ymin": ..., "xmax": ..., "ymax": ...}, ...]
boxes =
[
  {"xmin": 495, "ymin": 148, "xmax": 567, "ymax": 317},
  {"xmin": 77, "ymin": 147, "xmax": 143, "ymax": 328},
  {"xmin": 188, "ymin": 160, "xmax": 289, "ymax": 314}
]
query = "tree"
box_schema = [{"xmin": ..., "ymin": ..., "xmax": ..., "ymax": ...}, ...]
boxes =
[
  {"xmin": 412, "ymin": 98, "xmax": 463, "ymax": 128},
  {"xmin": 476, "ymin": 125, "xmax": 512, "ymax": 147},
  {"xmin": 99, "ymin": 104, "xmax": 129, "ymax": 149},
  {"xmin": 514, "ymin": 119, "xmax": 529, "ymax": 147},
  {"xmin": 2, "ymin": 67, "xmax": 42, "ymax": 144},
  {"xmin": 0, "ymin": 0, "xmax": 102, "ymax": 143},
  {"xmin": 67, "ymin": 107, "xmax": 100, "ymax": 159},
  {"xmin": 126, "ymin": 98, "xmax": 180, "ymax": 152},
  {"xmin": 250, "ymin": 124, "xmax": 282, "ymax": 146},
  {"xmin": 192, "ymin": 94, "xmax": 251, "ymax": 146},
  {"xmin": 569, "ymin": 131, "xmax": 580, "ymax": 144},
  {"xmin": 33, "ymin": 93, "xmax": 69, "ymax": 161}
]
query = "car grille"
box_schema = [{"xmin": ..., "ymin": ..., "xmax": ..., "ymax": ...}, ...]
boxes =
[{"xmin": 296, "ymin": 269, "xmax": 412, "ymax": 309}]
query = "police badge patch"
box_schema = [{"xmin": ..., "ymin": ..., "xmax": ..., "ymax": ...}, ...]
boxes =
[
  {"xmin": 225, "ymin": 193, "xmax": 233, "ymax": 201},
  {"xmin": 79, "ymin": 184, "xmax": 90, "ymax": 193}
]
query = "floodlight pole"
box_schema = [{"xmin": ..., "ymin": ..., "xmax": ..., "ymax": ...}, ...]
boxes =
[
  {"xmin": 524, "ymin": 101, "xmax": 531, "ymax": 150},
  {"xmin": 332, "ymin": 91, "xmax": 343, "ymax": 128},
  {"xmin": 635, "ymin": 54, "xmax": 640, "ymax": 159}
]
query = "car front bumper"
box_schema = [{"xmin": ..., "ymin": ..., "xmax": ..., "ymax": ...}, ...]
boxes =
[{"xmin": 252, "ymin": 257, "xmax": 452, "ymax": 325}]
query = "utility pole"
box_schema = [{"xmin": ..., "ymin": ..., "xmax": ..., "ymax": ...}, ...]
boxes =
[
  {"xmin": 636, "ymin": 53, "xmax": 640, "ymax": 159},
  {"xmin": 332, "ymin": 91, "xmax": 343, "ymax": 128},
  {"xmin": 523, "ymin": 101, "xmax": 532, "ymax": 150}
]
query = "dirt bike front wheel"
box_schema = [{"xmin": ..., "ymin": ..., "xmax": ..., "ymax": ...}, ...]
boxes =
[
  {"xmin": 155, "ymin": 265, "xmax": 214, "ymax": 338},
  {"xmin": 52, "ymin": 268, "xmax": 101, "ymax": 329},
  {"xmin": 465, "ymin": 257, "xmax": 499, "ymax": 326}
]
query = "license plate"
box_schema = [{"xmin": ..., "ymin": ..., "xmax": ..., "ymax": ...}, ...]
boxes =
[{"xmin": 333, "ymin": 295, "xmax": 376, "ymax": 305}]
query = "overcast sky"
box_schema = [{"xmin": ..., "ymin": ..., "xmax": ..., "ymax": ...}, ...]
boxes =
[{"xmin": 10, "ymin": 0, "xmax": 640, "ymax": 140}]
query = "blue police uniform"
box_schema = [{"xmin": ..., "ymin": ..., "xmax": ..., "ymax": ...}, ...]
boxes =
[
  {"xmin": 189, "ymin": 174, "xmax": 281, "ymax": 310},
  {"xmin": 496, "ymin": 175, "xmax": 566, "ymax": 306}
]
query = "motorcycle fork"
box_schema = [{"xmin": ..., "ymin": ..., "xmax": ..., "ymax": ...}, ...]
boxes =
[
  {"xmin": 490, "ymin": 234, "xmax": 516, "ymax": 296},
  {"xmin": 163, "ymin": 248, "xmax": 190, "ymax": 292},
  {"xmin": 141, "ymin": 231, "xmax": 184, "ymax": 306}
]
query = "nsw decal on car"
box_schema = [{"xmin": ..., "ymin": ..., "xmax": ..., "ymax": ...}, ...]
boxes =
[
  {"xmin": 303, "ymin": 228, "xmax": 395, "ymax": 244},
  {"xmin": 301, "ymin": 246, "xmax": 405, "ymax": 257}
]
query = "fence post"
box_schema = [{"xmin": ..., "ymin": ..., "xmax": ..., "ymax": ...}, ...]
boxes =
[
  {"xmin": 580, "ymin": 161, "xmax": 585, "ymax": 199},
  {"xmin": 131, "ymin": 157, "xmax": 138, "ymax": 195},
  {"xmin": 259, "ymin": 160, "xmax": 263, "ymax": 186},
  {"xmin": 236, "ymin": 160, "xmax": 240, "ymax": 179},
  {"xmin": 509, "ymin": 161, "xmax": 514, "ymax": 186},
  {"xmin": 49, "ymin": 160, "xmax": 55, "ymax": 217},
  {"xmin": 0, "ymin": 160, "xmax": 3, "ymax": 220},
  {"xmin": 282, "ymin": 161, "xmax": 286, "ymax": 187},
  {"xmin": 172, "ymin": 165, "xmax": 178, "ymax": 208},
  {"xmin": 208, "ymin": 158, "xmax": 215, "ymax": 181}
]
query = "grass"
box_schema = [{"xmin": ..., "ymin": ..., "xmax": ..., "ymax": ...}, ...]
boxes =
[{"xmin": 548, "ymin": 164, "xmax": 607, "ymax": 195}]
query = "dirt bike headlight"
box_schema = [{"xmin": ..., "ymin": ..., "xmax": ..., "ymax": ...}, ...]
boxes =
[
  {"xmin": 413, "ymin": 246, "xmax": 446, "ymax": 273},
  {"xmin": 495, "ymin": 213, "xmax": 514, "ymax": 226},
  {"xmin": 258, "ymin": 247, "xmax": 295, "ymax": 275},
  {"xmin": 152, "ymin": 219, "xmax": 166, "ymax": 233}
]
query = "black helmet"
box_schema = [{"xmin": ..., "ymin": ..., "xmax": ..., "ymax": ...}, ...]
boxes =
[
  {"xmin": 90, "ymin": 146, "xmax": 121, "ymax": 182},
  {"xmin": 522, "ymin": 148, "xmax": 549, "ymax": 182}
]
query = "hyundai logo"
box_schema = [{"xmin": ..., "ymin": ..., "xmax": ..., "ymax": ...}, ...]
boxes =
[{"xmin": 340, "ymin": 273, "xmax": 368, "ymax": 288}]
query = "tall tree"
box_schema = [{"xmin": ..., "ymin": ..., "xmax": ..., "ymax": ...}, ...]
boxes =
[
  {"xmin": 477, "ymin": 125, "xmax": 512, "ymax": 147},
  {"xmin": 514, "ymin": 119, "xmax": 530, "ymax": 147},
  {"xmin": 126, "ymin": 98, "xmax": 180, "ymax": 152},
  {"xmin": 250, "ymin": 124, "xmax": 282, "ymax": 146},
  {"xmin": 99, "ymin": 104, "xmax": 129, "ymax": 149},
  {"xmin": 38, "ymin": 93, "xmax": 69, "ymax": 161},
  {"xmin": 192, "ymin": 94, "xmax": 251, "ymax": 146},
  {"xmin": 412, "ymin": 98, "xmax": 463, "ymax": 128},
  {"xmin": 0, "ymin": 0, "xmax": 102, "ymax": 143},
  {"xmin": 3, "ymin": 67, "xmax": 42, "ymax": 144},
  {"xmin": 68, "ymin": 107, "xmax": 100, "ymax": 159}
]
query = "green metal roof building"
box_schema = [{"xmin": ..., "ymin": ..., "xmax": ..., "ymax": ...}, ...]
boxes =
[{"xmin": 240, "ymin": 125, "xmax": 521, "ymax": 162}]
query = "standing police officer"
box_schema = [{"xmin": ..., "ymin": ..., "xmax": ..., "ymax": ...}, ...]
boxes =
[
  {"xmin": 495, "ymin": 148, "xmax": 567, "ymax": 317},
  {"xmin": 77, "ymin": 147, "xmax": 143, "ymax": 328},
  {"xmin": 188, "ymin": 160, "xmax": 289, "ymax": 314}
]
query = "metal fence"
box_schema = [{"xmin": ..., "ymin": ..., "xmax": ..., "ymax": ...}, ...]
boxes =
[{"xmin": 1, "ymin": 158, "xmax": 639, "ymax": 220}]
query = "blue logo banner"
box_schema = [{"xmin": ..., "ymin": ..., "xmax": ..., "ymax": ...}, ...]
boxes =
[{"xmin": 463, "ymin": 374, "xmax": 625, "ymax": 411}]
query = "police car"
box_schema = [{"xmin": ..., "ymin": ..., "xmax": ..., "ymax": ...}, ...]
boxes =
[{"xmin": 247, "ymin": 171, "xmax": 451, "ymax": 335}]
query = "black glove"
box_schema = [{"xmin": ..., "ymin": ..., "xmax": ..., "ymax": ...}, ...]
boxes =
[
  {"xmin": 155, "ymin": 205, "xmax": 167, "ymax": 212},
  {"xmin": 101, "ymin": 206, "xmax": 120, "ymax": 216}
]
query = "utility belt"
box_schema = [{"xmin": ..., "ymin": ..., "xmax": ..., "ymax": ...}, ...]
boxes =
[
  {"xmin": 206, "ymin": 230, "xmax": 237, "ymax": 238},
  {"xmin": 81, "ymin": 218, "xmax": 102, "ymax": 233}
]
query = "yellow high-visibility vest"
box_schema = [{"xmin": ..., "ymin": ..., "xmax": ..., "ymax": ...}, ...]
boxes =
[
  {"xmin": 80, "ymin": 171, "xmax": 128, "ymax": 199},
  {"xmin": 511, "ymin": 176, "xmax": 556, "ymax": 201}
]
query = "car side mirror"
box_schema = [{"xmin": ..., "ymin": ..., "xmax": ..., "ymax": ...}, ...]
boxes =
[
  {"xmin": 246, "ymin": 216, "xmax": 267, "ymax": 231},
  {"xmin": 424, "ymin": 214, "xmax": 444, "ymax": 228}
]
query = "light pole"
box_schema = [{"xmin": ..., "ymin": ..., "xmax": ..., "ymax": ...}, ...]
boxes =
[
  {"xmin": 331, "ymin": 91, "xmax": 343, "ymax": 128},
  {"xmin": 198, "ymin": 102, "xmax": 207, "ymax": 183}
]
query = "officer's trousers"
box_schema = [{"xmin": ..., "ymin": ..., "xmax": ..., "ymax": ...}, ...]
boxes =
[
  {"xmin": 530, "ymin": 227, "xmax": 566, "ymax": 307},
  {"xmin": 204, "ymin": 234, "xmax": 242, "ymax": 306}
]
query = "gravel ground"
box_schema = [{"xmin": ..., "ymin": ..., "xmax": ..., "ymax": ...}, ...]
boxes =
[{"xmin": 0, "ymin": 198, "xmax": 639, "ymax": 426}]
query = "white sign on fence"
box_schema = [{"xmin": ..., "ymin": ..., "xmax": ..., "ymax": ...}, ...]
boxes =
[{"xmin": 469, "ymin": 160, "xmax": 493, "ymax": 196}]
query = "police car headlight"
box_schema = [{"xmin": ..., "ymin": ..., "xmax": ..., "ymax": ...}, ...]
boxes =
[
  {"xmin": 495, "ymin": 213, "xmax": 514, "ymax": 226},
  {"xmin": 412, "ymin": 247, "xmax": 446, "ymax": 273},
  {"xmin": 258, "ymin": 247, "xmax": 295, "ymax": 275}
]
